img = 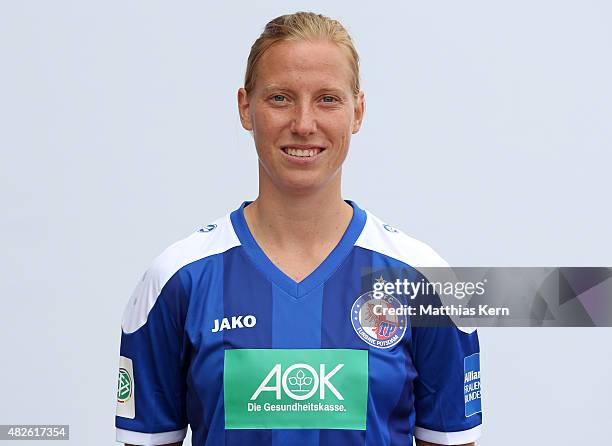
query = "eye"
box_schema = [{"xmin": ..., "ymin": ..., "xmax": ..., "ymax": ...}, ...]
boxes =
[
  {"xmin": 271, "ymin": 94, "xmax": 286, "ymax": 102},
  {"xmin": 321, "ymin": 95, "xmax": 338, "ymax": 103}
]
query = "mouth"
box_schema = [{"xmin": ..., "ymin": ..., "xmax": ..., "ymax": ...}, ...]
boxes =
[{"xmin": 281, "ymin": 146, "xmax": 326, "ymax": 158}]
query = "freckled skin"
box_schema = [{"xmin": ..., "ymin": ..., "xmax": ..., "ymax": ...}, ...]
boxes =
[{"xmin": 237, "ymin": 39, "xmax": 365, "ymax": 196}]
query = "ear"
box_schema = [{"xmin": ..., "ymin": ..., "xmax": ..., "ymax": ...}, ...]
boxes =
[
  {"xmin": 351, "ymin": 90, "xmax": 365, "ymax": 134},
  {"xmin": 237, "ymin": 87, "xmax": 253, "ymax": 131}
]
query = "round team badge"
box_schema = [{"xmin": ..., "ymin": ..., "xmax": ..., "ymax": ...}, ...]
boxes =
[{"xmin": 351, "ymin": 291, "xmax": 407, "ymax": 349}]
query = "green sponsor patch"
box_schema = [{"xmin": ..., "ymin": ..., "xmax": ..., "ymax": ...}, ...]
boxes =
[{"xmin": 224, "ymin": 349, "xmax": 368, "ymax": 430}]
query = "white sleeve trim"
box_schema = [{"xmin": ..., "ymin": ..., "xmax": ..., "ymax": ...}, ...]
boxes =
[
  {"xmin": 414, "ymin": 424, "xmax": 481, "ymax": 444},
  {"xmin": 116, "ymin": 427, "xmax": 187, "ymax": 445}
]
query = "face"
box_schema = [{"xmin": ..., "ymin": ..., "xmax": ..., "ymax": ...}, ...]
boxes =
[{"xmin": 238, "ymin": 39, "xmax": 365, "ymax": 194}]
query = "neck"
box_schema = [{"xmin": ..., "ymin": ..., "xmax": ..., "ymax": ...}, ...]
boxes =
[{"xmin": 243, "ymin": 170, "xmax": 353, "ymax": 250}]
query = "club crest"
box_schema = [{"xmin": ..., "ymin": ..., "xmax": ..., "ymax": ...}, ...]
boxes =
[{"xmin": 351, "ymin": 290, "xmax": 407, "ymax": 349}]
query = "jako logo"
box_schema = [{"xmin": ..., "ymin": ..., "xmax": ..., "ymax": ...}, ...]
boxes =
[
  {"xmin": 211, "ymin": 315, "xmax": 256, "ymax": 332},
  {"xmin": 198, "ymin": 224, "xmax": 217, "ymax": 233},
  {"xmin": 250, "ymin": 363, "xmax": 344, "ymax": 401},
  {"xmin": 383, "ymin": 223, "xmax": 399, "ymax": 233}
]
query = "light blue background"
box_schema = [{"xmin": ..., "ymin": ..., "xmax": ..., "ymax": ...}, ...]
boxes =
[{"xmin": 1, "ymin": 1, "xmax": 610, "ymax": 445}]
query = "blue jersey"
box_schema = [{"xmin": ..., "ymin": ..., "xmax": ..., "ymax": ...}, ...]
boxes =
[{"xmin": 115, "ymin": 201, "xmax": 482, "ymax": 446}]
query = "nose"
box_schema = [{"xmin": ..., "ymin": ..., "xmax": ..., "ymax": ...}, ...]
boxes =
[{"xmin": 290, "ymin": 103, "xmax": 317, "ymax": 136}]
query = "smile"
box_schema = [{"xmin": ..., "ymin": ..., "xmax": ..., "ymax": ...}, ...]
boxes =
[{"xmin": 281, "ymin": 146, "xmax": 325, "ymax": 158}]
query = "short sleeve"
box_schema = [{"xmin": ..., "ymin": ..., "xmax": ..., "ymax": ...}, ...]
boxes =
[
  {"xmin": 115, "ymin": 267, "xmax": 190, "ymax": 445},
  {"xmin": 411, "ymin": 326, "xmax": 482, "ymax": 445}
]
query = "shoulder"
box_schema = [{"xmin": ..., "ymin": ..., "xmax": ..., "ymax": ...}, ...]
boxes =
[
  {"xmin": 356, "ymin": 209, "xmax": 449, "ymax": 267},
  {"xmin": 146, "ymin": 212, "xmax": 240, "ymax": 279},
  {"xmin": 121, "ymin": 211, "xmax": 240, "ymax": 333},
  {"xmin": 357, "ymin": 208, "xmax": 477, "ymax": 334}
]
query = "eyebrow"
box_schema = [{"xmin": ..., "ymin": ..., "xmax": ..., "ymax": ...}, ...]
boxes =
[
  {"xmin": 261, "ymin": 85, "xmax": 348, "ymax": 96},
  {"xmin": 261, "ymin": 85, "xmax": 282, "ymax": 94}
]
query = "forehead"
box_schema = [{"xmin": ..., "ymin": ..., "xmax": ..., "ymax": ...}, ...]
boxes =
[{"xmin": 254, "ymin": 39, "xmax": 353, "ymax": 92}]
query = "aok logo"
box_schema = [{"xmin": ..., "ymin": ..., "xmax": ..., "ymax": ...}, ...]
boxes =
[{"xmin": 250, "ymin": 363, "xmax": 344, "ymax": 401}]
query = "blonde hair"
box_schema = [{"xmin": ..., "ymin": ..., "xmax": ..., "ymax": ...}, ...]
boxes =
[{"xmin": 244, "ymin": 12, "xmax": 360, "ymax": 98}]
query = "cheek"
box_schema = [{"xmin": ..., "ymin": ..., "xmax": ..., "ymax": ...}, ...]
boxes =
[
  {"xmin": 324, "ymin": 134, "xmax": 350, "ymax": 170},
  {"xmin": 328, "ymin": 111, "xmax": 354, "ymax": 142},
  {"xmin": 253, "ymin": 112, "xmax": 284, "ymax": 143},
  {"xmin": 332, "ymin": 124, "xmax": 352, "ymax": 153},
  {"xmin": 253, "ymin": 119, "xmax": 288, "ymax": 168}
]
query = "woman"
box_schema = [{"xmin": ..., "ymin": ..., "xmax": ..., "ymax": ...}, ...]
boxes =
[{"xmin": 115, "ymin": 12, "xmax": 481, "ymax": 446}]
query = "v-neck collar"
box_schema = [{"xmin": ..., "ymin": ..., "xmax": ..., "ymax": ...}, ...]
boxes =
[{"xmin": 230, "ymin": 200, "xmax": 367, "ymax": 298}]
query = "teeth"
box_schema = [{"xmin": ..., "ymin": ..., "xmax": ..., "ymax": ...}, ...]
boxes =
[{"xmin": 284, "ymin": 147, "xmax": 321, "ymax": 157}]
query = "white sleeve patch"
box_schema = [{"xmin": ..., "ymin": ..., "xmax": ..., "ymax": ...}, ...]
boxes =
[{"xmin": 116, "ymin": 356, "xmax": 135, "ymax": 419}]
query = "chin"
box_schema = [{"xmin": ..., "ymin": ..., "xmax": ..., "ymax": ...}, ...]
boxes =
[{"xmin": 277, "ymin": 173, "xmax": 330, "ymax": 195}]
